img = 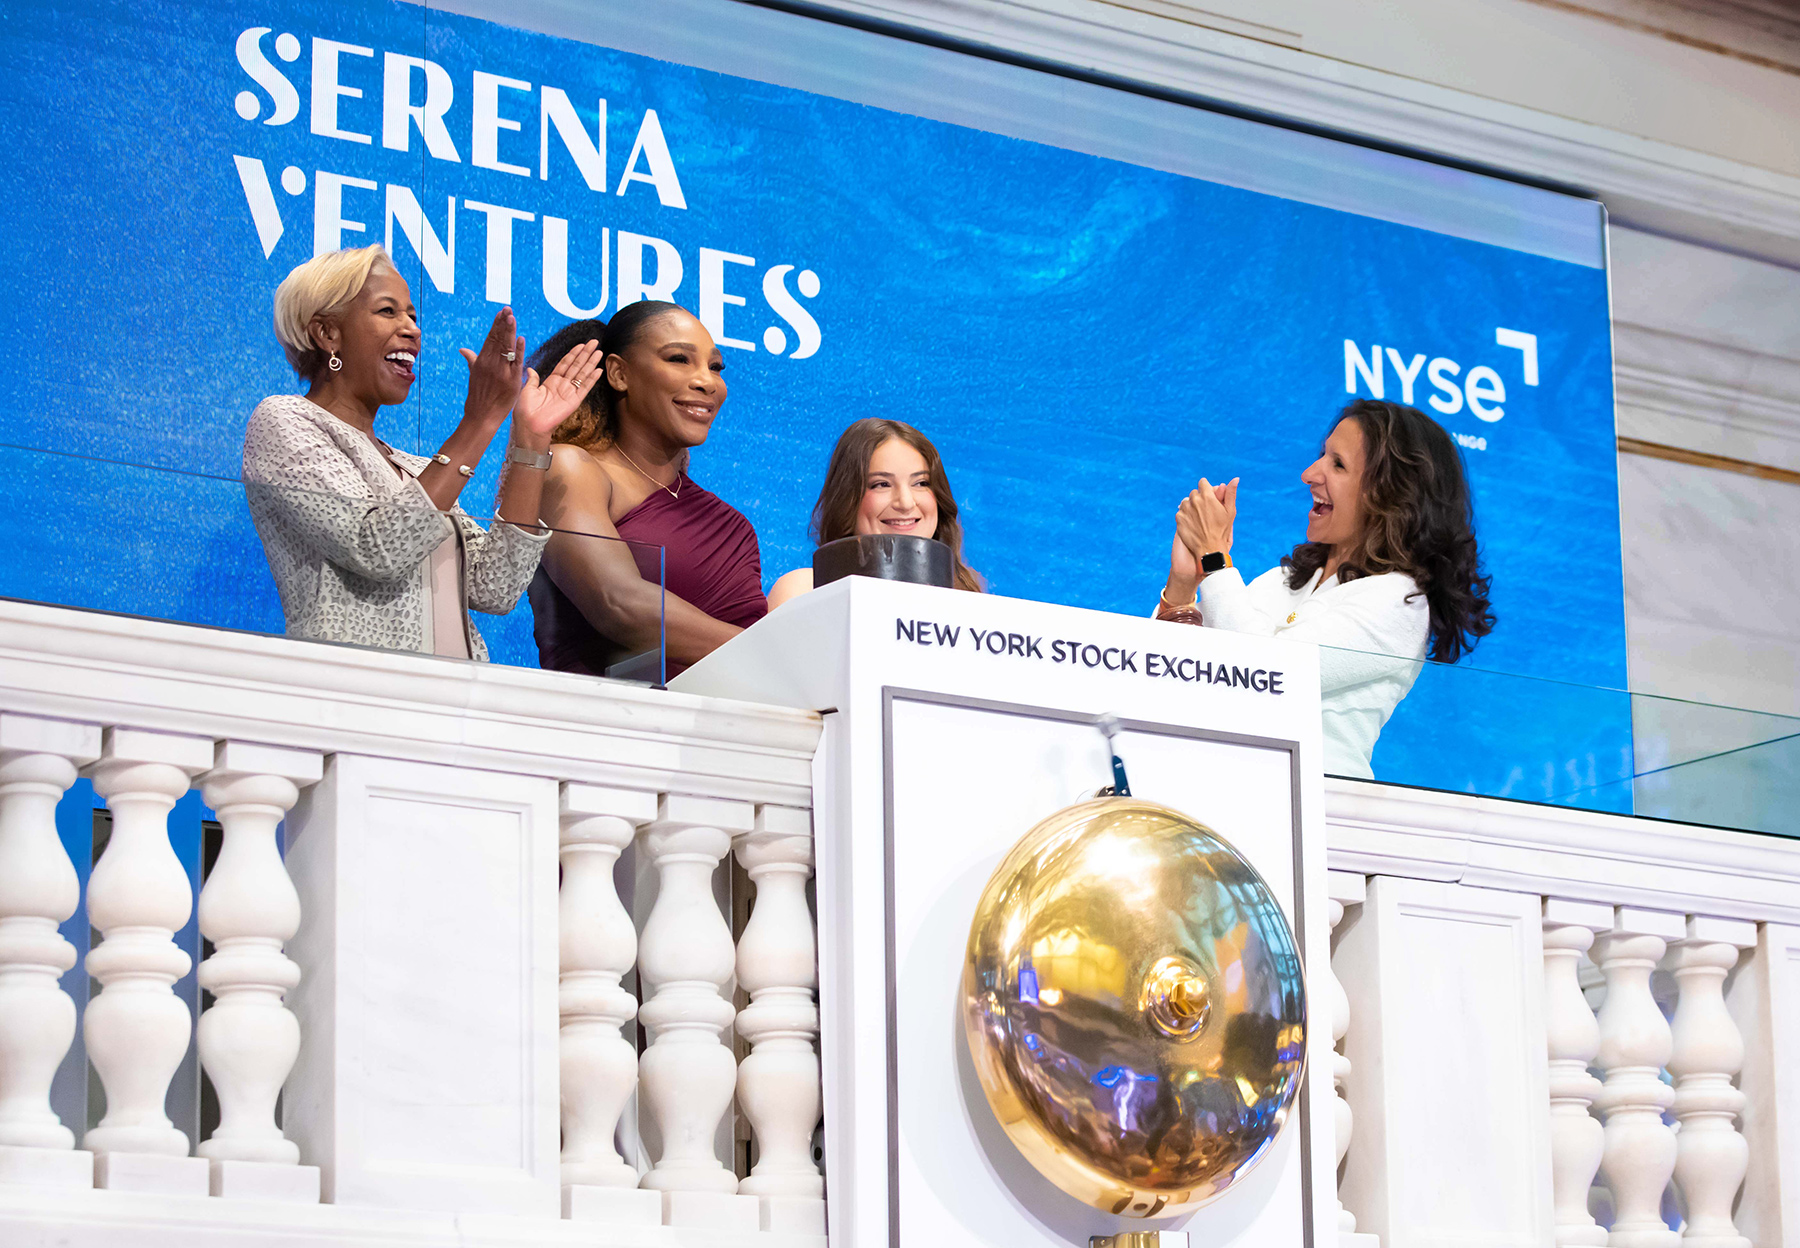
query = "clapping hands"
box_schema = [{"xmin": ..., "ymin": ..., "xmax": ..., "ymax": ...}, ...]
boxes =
[
  {"xmin": 1177, "ymin": 477, "xmax": 1238, "ymax": 559},
  {"xmin": 1167, "ymin": 476, "xmax": 1238, "ymax": 590},
  {"xmin": 459, "ymin": 307, "xmax": 528, "ymax": 426}
]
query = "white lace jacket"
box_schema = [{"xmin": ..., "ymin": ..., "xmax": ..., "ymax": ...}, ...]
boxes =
[{"xmin": 242, "ymin": 394, "xmax": 549, "ymax": 661}]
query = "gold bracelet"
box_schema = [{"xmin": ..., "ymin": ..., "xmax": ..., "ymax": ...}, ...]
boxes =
[{"xmin": 1159, "ymin": 585, "xmax": 1198, "ymax": 609}]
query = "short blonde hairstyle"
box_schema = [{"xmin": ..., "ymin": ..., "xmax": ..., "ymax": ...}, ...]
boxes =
[{"xmin": 272, "ymin": 244, "xmax": 397, "ymax": 378}]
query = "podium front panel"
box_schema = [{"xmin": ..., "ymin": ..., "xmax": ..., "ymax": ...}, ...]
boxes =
[
  {"xmin": 675, "ymin": 578, "xmax": 1333, "ymax": 1248},
  {"xmin": 887, "ymin": 691, "xmax": 1307, "ymax": 1246}
]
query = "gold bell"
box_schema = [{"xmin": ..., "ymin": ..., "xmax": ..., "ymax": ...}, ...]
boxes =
[{"xmin": 961, "ymin": 796, "xmax": 1308, "ymax": 1219}]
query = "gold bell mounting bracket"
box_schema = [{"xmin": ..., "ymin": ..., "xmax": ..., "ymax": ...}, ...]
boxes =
[
  {"xmin": 1096, "ymin": 711, "xmax": 1132, "ymax": 796},
  {"xmin": 1090, "ymin": 1233, "xmax": 1191, "ymax": 1248}
]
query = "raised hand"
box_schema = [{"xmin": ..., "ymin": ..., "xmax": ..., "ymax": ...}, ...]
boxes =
[
  {"xmin": 458, "ymin": 307, "xmax": 526, "ymax": 426},
  {"xmin": 512, "ymin": 339, "xmax": 603, "ymax": 447},
  {"xmin": 1178, "ymin": 476, "xmax": 1238, "ymax": 556}
]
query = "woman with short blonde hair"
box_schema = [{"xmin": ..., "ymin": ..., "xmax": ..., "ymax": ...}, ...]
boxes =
[
  {"xmin": 270, "ymin": 246, "xmax": 394, "ymax": 376},
  {"xmin": 243, "ymin": 244, "xmax": 604, "ymax": 659}
]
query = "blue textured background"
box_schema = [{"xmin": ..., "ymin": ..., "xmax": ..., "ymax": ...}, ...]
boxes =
[{"xmin": 0, "ymin": 0, "xmax": 1628, "ymax": 806}]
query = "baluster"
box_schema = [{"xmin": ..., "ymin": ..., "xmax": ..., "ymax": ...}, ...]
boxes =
[
  {"xmin": 1325, "ymin": 870, "xmax": 1376, "ymax": 1246},
  {"xmin": 0, "ymin": 713, "xmax": 99, "ymax": 1183},
  {"xmin": 82, "ymin": 727, "xmax": 212, "ymax": 1192},
  {"xmin": 1592, "ymin": 908, "xmax": 1685, "ymax": 1248},
  {"xmin": 196, "ymin": 743, "xmax": 322, "ymax": 1200},
  {"xmin": 1544, "ymin": 898, "xmax": 1612, "ymax": 1247},
  {"xmin": 559, "ymin": 783, "xmax": 659, "ymax": 1225},
  {"xmin": 735, "ymin": 805, "xmax": 823, "ymax": 1233},
  {"xmin": 636, "ymin": 795, "xmax": 758, "ymax": 1228},
  {"xmin": 1667, "ymin": 917, "xmax": 1756, "ymax": 1248}
]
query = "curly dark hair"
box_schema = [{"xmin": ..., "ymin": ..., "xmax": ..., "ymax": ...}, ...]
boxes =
[
  {"xmin": 1284, "ymin": 400, "xmax": 1495, "ymax": 663},
  {"xmin": 526, "ymin": 316, "xmax": 607, "ymax": 447}
]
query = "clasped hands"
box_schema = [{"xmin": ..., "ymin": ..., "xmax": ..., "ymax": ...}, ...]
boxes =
[
  {"xmin": 458, "ymin": 307, "xmax": 604, "ymax": 451},
  {"xmin": 1165, "ymin": 476, "xmax": 1239, "ymax": 598}
]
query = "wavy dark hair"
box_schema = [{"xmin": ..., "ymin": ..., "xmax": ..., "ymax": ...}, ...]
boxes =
[
  {"xmin": 530, "ymin": 301, "xmax": 690, "ymax": 450},
  {"xmin": 1284, "ymin": 400, "xmax": 1494, "ymax": 662},
  {"xmin": 812, "ymin": 419, "xmax": 983, "ymax": 593}
]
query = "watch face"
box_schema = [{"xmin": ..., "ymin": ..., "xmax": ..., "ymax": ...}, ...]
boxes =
[{"xmin": 1201, "ymin": 552, "xmax": 1227, "ymax": 573}]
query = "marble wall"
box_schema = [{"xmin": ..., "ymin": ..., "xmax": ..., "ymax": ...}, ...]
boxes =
[
  {"xmin": 1611, "ymin": 229, "xmax": 1800, "ymax": 475},
  {"xmin": 1617, "ymin": 453, "xmax": 1800, "ymax": 718},
  {"xmin": 1610, "ymin": 228, "xmax": 1800, "ymax": 722},
  {"xmin": 1099, "ymin": 0, "xmax": 1800, "ymax": 178}
]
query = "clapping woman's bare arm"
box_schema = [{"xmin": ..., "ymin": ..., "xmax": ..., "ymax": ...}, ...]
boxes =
[{"xmin": 537, "ymin": 447, "xmax": 744, "ymax": 661}]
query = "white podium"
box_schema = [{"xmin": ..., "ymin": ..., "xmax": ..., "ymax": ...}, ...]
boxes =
[{"xmin": 674, "ymin": 577, "xmax": 1336, "ymax": 1248}]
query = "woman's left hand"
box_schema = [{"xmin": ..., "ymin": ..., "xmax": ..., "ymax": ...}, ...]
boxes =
[
  {"xmin": 1177, "ymin": 477, "xmax": 1238, "ymax": 557},
  {"xmin": 512, "ymin": 339, "xmax": 604, "ymax": 450}
]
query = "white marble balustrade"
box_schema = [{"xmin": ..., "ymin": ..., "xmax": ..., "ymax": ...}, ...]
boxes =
[
  {"xmin": 558, "ymin": 788, "xmax": 826, "ymax": 1236},
  {"xmin": 1326, "ymin": 869, "xmax": 1378, "ymax": 1248},
  {"xmin": 0, "ymin": 713, "xmax": 98, "ymax": 1183},
  {"xmin": 2, "ymin": 602, "xmax": 1799, "ymax": 1248},
  {"xmin": 2, "ymin": 758, "xmax": 832, "ymax": 1233},
  {"xmin": 1338, "ymin": 891, "xmax": 1766, "ymax": 1248},
  {"xmin": 0, "ymin": 723, "xmax": 326, "ymax": 1202},
  {"xmin": 0, "ymin": 738, "xmax": 823, "ymax": 1234},
  {"xmin": 1531, "ymin": 906, "xmax": 1759, "ymax": 1248},
  {"xmin": 558, "ymin": 783, "xmax": 656, "ymax": 1200},
  {"xmin": 0, "ymin": 599, "xmax": 823, "ymax": 1248},
  {"xmin": 1329, "ymin": 780, "xmax": 1795, "ymax": 1248}
]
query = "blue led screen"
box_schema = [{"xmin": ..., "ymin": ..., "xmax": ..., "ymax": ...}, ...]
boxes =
[{"xmin": 0, "ymin": 0, "xmax": 1628, "ymax": 805}]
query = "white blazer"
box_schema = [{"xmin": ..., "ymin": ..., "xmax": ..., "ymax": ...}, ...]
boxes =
[{"xmin": 1198, "ymin": 565, "xmax": 1429, "ymax": 779}]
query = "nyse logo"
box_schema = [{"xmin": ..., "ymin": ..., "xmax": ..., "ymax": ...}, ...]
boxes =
[{"xmin": 1342, "ymin": 330, "xmax": 1538, "ymax": 431}]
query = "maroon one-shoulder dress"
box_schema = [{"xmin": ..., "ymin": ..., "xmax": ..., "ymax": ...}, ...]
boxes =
[{"xmin": 530, "ymin": 473, "xmax": 767, "ymax": 678}]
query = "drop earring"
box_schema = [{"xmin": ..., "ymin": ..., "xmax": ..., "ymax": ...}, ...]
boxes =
[{"xmin": 328, "ymin": 351, "xmax": 343, "ymax": 373}]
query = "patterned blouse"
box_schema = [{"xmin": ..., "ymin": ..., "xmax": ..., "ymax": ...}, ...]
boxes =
[{"xmin": 242, "ymin": 394, "xmax": 549, "ymax": 660}]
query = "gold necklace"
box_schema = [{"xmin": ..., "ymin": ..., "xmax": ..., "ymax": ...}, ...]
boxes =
[{"xmin": 615, "ymin": 447, "xmax": 681, "ymax": 500}]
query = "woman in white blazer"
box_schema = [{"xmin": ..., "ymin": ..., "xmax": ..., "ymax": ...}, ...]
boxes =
[
  {"xmin": 1157, "ymin": 400, "xmax": 1494, "ymax": 778},
  {"xmin": 243, "ymin": 245, "xmax": 602, "ymax": 659}
]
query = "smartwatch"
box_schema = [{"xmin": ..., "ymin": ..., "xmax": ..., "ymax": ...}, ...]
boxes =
[
  {"xmin": 507, "ymin": 444, "xmax": 553, "ymax": 471},
  {"xmin": 1200, "ymin": 551, "xmax": 1230, "ymax": 575}
]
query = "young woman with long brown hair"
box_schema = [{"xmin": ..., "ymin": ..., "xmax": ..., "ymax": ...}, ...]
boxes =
[
  {"xmin": 1159, "ymin": 399, "xmax": 1494, "ymax": 778},
  {"xmin": 767, "ymin": 418, "xmax": 982, "ymax": 609}
]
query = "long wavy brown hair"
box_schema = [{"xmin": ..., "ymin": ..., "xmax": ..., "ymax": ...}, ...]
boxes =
[
  {"xmin": 812, "ymin": 419, "xmax": 983, "ymax": 593},
  {"xmin": 1284, "ymin": 400, "xmax": 1494, "ymax": 662}
]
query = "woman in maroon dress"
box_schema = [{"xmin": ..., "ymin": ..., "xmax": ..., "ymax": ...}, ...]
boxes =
[{"xmin": 529, "ymin": 302, "xmax": 766, "ymax": 678}]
